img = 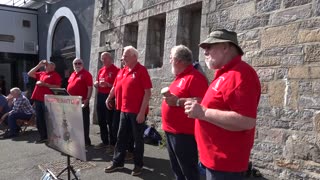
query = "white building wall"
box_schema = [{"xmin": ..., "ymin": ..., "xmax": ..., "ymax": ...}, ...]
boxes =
[{"xmin": 0, "ymin": 6, "xmax": 38, "ymax": 54}]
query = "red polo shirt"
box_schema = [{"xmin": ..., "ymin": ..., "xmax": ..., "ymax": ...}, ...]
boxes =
[
  {"xmin": 195, "ymin": 55, "xmax": 261, "ymax": 172},
  {"xmin": 96, "ymin": 64, "xmax": 119, "ymax": 94},
  {"xmin": 113, "ymin": 68, "xmax": 125, "ymax": 110},
  {"xmin": 31, "ymin": 71, "xmax": 62, "ymax": 102},
  {"xmin": 162, "ymin": 65, "xmax": 208, "ymax": 135},
  {"xmin": 121, "ymin": 63, "xmax": 152, "ymax": 114},
  {"xmin": 67, "ymin": 69, "xmax": 93, "ymax": 100}
]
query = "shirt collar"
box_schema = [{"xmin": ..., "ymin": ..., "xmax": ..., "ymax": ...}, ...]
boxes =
[
  {"xmin": 215, "ymin": 55, "xmax": 242, "ymax": 78},
  {"xmin": 176, "ymin": 65, "xmax": 194, "ymax": 79}
]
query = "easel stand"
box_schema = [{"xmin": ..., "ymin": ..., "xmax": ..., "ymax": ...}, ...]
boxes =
[{"xmin": 56, "ymin": 154, "xmax": 79, "ymax": 180}]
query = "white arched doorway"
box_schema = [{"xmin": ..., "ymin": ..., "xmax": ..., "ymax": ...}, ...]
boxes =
[{"xmin": 47, "ymin": 7, "xmax": 80, "ymax": 60}]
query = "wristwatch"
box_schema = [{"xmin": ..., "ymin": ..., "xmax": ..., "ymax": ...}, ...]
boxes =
[{"xmin": 176, "ymin": 98, "xmax": 180, "ymax": 107}]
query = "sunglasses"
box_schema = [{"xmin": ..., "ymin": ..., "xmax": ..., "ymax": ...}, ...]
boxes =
[{"xmin": 73, "ymin": 62, "xmax": 82, "ymax": 65}]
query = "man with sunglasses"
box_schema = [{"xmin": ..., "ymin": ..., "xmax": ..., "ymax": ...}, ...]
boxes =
[
  {"xmin": 28, "ymin": 60, "xmax": 61, "ymax": 143},
  {"xmin": 184, "ymin": 29, "xmax": 261, "ymax": 180},
  {"xmin": 67, "ymin": 58, "xmax": 93, "ymax": 147}
]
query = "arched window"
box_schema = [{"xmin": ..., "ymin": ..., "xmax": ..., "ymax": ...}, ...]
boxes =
[{"xmin": 51, "ymin": 17, "xmax": 75, "ymax": 88}]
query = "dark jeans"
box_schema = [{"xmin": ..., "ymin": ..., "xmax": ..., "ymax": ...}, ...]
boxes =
[
  {"xmin": 35, "ymin": 101, "xmax": 47, "ymax": 139},
  {"xmin": 206, "ymin": 166, "xmax": 244, "ymax": 180},
  {"xmin": 112, "ymin": 110, "xmax": 134, "ymax": 152},
  {"xmin": 113, "ymin": 112, "xmax": 145, "ymax": 167},
  {"xmin": 97, "ymin": 93, "xmax": 115, "ymax": 145},
  {"xmin": 82, "ymin": 105, "xmax": 91, "ymax": 145},
  {"xmin": 166, "ymin": 132, "xmax": 199, "ymax": 180},
  {"xmin": 7, "ymin": 112, "xmax": 32, "ymax": 135}
]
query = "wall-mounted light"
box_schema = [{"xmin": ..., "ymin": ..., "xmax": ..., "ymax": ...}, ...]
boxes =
[
  {"xmin": 45, "ymin": 3, "xmax": 50, "ymax": 14},
  {"xmin": 105, "ymin": 41, "xmax": 111, "ymax": 46}
]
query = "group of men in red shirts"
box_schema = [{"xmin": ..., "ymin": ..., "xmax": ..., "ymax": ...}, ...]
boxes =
[
  {"xmin": 28, "ymin": 58, "xmax": 94, "ymax": 145},
  {"xmin": 26, "ymin": 29, "xmax": 261, "ymax": 179},
  {"xmin": 162, "ymin": 29, "xmax": 261, "ymax": 180}
]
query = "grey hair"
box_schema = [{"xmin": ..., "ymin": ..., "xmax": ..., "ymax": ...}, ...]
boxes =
[
  {"xmin": 172, "ymin": 45, "xmax": 193, "ymax": 64},
  {"xmin": 10, "ymin": 87, "xmax": 21, "ymax": 95},
  {"xmin": 101, "ymin": 52, "xmax": 113, "ymax": 60},
  {"xmin": 123, "ymin": 46, "xmax": 139, "ymax": 59},
  {"xmin": 73, "ymin": 58, "xmax": 84, "ymax": 64}
]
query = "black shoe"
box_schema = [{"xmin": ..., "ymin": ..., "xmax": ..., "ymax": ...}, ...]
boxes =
[
  {"xmin": 2, "ymin": 133, "xmax": 17, "ymax": 139},
  {"xmin": 104, "ymin": 163, "xmax": 124, "ymax": 173},
  {"xmin": 131, "ymin": 166, "xmax": 142, "ymax": 176},
  {"xmin": 35, "ymin": 138, "xmax": 47, "ymax": 144}
]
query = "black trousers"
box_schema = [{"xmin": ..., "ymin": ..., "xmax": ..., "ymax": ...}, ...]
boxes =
[
  {"xmin": 113, "ymin": 112, "xmax": 145, "ymax": 167},
  {"xmin": 112, "ymin": 110, "xmax": 134, "ymax": 151},
  {"xmin": 206, "ymin": 168, "xmax": 244, "ymax": 180},
  {"xmin": 166, "ymin": 132, "xmax": 200, "ymax": 180},
  {"xmin": 97, "ymin": 93, "xmax": 115, "ymax": 145},
  {"xmin": 82, "ymin": 105, "xmax": 91, "ymax": 145},
  {"xmin": 35, "ymin": 101, "xmax": 47, "ymax": 140}
]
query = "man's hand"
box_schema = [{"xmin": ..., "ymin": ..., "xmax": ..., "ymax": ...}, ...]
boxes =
[
  {"xmin": 136, "ymin": 112, "xmax": 145, "ymax": 124},
  {"xmin": 184, "ymin": 99, "xmax": 207, "ymax": 119},
  {"xmin": 163, "ymin": 94, "xmax": 178, "ymax": 106},
  {"xmin": 82, "ymin": 99, "xmax": 90, "ymax": 108},
  {"xmin": 36, "ymin": 81, "xmax": 47, "ymax": 87},
  {"xmin": 105, "ymin": 98, "xmax": 114, "ymax": 110},
  {"xmin": 94, "ymin": 81, "xmax": 99, "ymax": 88}
]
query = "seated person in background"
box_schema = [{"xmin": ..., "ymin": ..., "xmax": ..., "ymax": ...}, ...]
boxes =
[
  {"xmin": 0, "ymin": 87, "xmax": 35, "ymax": 138},
  {"xmin": 0, "ymin": 88, "xmax": 9, "ymax": 118}
]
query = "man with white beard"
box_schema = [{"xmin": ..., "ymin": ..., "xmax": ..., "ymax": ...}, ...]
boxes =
[
  {"xmin": 67, "ymin": 58, "xmax": 93, "ymax": 147},
  {"xmin": 184, "ymin": 29, "xmax": 261, "ymax": 180},
  {"xmin": 161, "ymin": 45, "xmax": 208, "ymax": 180}
]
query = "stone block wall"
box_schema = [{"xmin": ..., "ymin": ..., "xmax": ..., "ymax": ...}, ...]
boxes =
[{"xmin": 90, "ymin": 0, "xmax": 320, "ymax": 179}]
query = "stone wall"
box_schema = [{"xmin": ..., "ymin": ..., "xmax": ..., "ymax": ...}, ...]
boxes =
[{"xmin": 90, "ymin": 0, "xmax": 320, "ymax": 179}]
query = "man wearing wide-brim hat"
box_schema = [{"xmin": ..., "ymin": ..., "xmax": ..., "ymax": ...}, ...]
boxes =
[{"xmin": 184, "ymin": 29, "xmax": 261, "ymax": 180}]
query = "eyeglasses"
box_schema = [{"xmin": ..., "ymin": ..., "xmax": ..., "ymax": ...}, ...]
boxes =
[{"xmin": 73, "ymin": 62, "xmax": 82, "ymax": 65}]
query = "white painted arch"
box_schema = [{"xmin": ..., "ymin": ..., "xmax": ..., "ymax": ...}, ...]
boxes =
[{"xmin": 47, "ymin": 7, "xmax": 80, "ymax": 60}]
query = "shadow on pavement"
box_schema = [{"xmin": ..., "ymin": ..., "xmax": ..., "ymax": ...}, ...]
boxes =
[
  {"xmin": 9, "ymin": 129, "xmax": 39, "ymax": 143},
  {"xmin": 86, "ymin": 147, "xmax": 113, "ymax": 162},
  {"xmin": 142, "ymin": 156, "xmax": 174, "ymax": 180}
]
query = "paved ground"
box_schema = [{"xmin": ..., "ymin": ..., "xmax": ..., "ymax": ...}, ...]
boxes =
[{"xmin": 0, "ymin": 125, "xmax": 269, "ymax": 180}]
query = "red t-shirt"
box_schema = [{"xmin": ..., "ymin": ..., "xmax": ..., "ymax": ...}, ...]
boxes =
[
  {"xmin": 67, "ymin": 69, "xmax": 93, "ymax": 100},
  {"xmin": 31, "ymin": 71, "xmax": 62, "ymax": 101},
  {"xmin": 195, "ymin": 55, "xmax": 261, "ymax": 172},
  {"xmin": 162, "ymin": 65, "xmax": 208, "ymax": 135},
  {"xmin": 121, "ymin": 63, "xmax": 152, "ymax": 114},
  {"xmin": 96, "ymin": 64, "xmax": 119, "ymax": 94},
  {"xmin": 113, "ymin": 68, "xmax": 125, "ymax": 110}
]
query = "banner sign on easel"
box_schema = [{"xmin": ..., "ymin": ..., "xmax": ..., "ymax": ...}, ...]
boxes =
[{"xmin": 44, "ymin": 95, "xmax": 86, "ymax": 161}]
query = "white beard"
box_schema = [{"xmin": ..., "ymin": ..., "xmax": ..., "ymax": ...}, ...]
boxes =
[
  {"xmin": 171, "ymin": 64, "xmax": 177, "ymax": 75},
  {"xmin": 205, "ymin": 59, "xmax": 214, "ymax": 69}
]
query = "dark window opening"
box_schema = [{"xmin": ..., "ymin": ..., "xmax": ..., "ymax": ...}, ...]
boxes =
[
  {"xmin": 146, "ymin": 13, "xmax": 166, "ymax": 69},
  {"xmin": 177, "ymin": 2, "xmax": 202, "ymax": 61},
  {"xmin": 124, "ymin": 22, "xmax": 138, "ymax": 48}
]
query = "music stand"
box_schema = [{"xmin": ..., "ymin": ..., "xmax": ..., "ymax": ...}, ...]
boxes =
[
  {"xmin": 56, "ymin": 154, "xmax": 79, "ymax": 180},
  {"xmin": 50, "ymin": 88, "xmax": 70, "ymax": 95},
  {"xmin": 44, "ymin": 94, "xmax": 85, "ymax": 180}
]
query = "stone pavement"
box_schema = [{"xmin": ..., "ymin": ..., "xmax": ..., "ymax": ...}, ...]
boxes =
[{"xmin": 0, "ymin": 125, "xmax": 269, "ymax": 180}]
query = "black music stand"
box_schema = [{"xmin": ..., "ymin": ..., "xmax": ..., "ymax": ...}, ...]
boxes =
[
  {"xmin": 56, "ymin": 154, "xmax": 79, "ymax": 180},
  {"xmin": 50, "ymin": 88, "xmax": 70, "ymax": 95}
]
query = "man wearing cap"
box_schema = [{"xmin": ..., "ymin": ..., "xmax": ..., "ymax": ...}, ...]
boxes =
[
  {"xmin": 184, "ymin": 29, "xmax": 261, "ymax": 179},
  {"xmin": 28, "ymin": 60, "xmax": 62, "ymax": 143},
  {"xmin": 162, "ymin": 45, "xmax": 208, "ymax": 180},
  {"xmin": 67, "ymin": 58, "xmax": 93, "ymax": 147},
  {"xmin": 93, "ymin": 52, "xmax": 119, "ymax": 151}
]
